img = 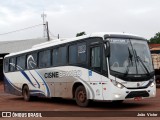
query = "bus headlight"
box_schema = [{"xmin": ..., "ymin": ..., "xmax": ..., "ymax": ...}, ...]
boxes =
[
  {"xmin": 117, "ymin": 83, "xmax": 123, "ymax": 88},
  {"xmin": 111, "ymin": 80, "xmax": 124, "ymax": 89},
  {"xmin": 150, "ymin": 82, "xmax": 155, "ymax": 87}
]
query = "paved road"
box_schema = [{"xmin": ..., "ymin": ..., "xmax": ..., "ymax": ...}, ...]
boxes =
[{"xmin": 0, "ymin": 83, "xmax": 159, "ymax": 120}]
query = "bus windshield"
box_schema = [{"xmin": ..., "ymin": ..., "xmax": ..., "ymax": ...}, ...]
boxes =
[{"xmin": 108, "ymin": 38, "xmax": 154, "ymax": 76}]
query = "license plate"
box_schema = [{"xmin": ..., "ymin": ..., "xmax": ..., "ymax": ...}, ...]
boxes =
[{"xmin": 134, "ymin": 97, "xmax": 142, "ymax": 101}]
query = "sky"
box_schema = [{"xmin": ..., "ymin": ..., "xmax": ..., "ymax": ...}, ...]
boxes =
[{"xmin": 0, "ymin": 0, "xmax": 160, "ymax": 41}]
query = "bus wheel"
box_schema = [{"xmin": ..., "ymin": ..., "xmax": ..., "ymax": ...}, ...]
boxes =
[
  {"xmin": 75, "ymin": 86, "xmax": 89, "ymax": 107},
  {"xmin": 22, "ymin": 85, "xmax": 30, "ymax": 101}
]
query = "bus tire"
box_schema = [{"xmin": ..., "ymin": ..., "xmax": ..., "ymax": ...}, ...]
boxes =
[
  {"xmin": 75, "ymin": 86, "xmax": 89, "ymax": 107},
  {"xmin": 22, "ymin": 85, "xmax": 31, "ymax": 101}
]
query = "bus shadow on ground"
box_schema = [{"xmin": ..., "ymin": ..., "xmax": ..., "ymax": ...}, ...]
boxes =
[
  {"xmin": 10, "ymin": 96, "xmax": 151, "ymax": 110},
  {"xmin": 89, "ymin": 101, "xmax": 150, "ymax": 110}
]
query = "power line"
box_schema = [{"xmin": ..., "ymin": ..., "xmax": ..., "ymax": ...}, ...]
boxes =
[
  {"xmin": 0, "ymin": 24, "xmax": 43, "ymax": 36},
  {"xmin": 48, "ymin": 30, "xmax": 58, "ymax": 38}
]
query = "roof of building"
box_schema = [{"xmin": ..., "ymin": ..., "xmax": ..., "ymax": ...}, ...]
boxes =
[
  {"xmin": 149, "ymin": 44, "xmax": 160, "ymax": 49},
  {"xmin": 0, "ymin": 38, "xmax": 49, "ymax": 54}
]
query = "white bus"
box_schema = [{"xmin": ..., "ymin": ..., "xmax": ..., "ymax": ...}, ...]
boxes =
[{"xmin": 3, "ymin": 33, "xmax": 156, "ymax": 107}]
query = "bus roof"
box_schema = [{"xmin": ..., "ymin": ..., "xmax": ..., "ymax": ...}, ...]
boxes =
[{"xmin": 5, "ymin": 32, "xmax": 146, "ymax": 58}]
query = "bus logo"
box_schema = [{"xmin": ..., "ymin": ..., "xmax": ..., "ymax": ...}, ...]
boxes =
[{"xmin": 137, "ymin": 83, "xmax": 140, "ymax": 87}]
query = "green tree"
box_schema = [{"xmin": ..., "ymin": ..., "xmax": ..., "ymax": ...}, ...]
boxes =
[
  {"xmin": 150, "ymin": 32, "xmax": 160, "ymax": 43},
  {"xmin": 76, "ymin": 32, "xmax": 86, "ymax": 37}
]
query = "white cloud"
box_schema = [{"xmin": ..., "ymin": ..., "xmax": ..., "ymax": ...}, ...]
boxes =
[
  {"xmin": 128, "ymin": 8, "xmax": 153, "ymax": 15},
  {"xmin": 0, "ymin": 0, "xmax": 160, "ymax": 40}
]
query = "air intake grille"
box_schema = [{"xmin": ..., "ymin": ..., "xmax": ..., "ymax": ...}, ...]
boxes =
[{"xmin": 125, "ymin": 91, "xmax": 149, "ymax": 98}]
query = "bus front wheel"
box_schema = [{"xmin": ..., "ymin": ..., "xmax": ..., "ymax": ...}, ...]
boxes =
[
  {"xmin": 75, "ymin": 86, "xmax": 89, "ymax": 107},
  {"xmin": 22, "ymin": 85, "xmax": 30, "ymax": 101}
]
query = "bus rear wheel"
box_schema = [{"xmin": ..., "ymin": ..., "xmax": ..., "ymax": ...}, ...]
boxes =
[
  {"xmin": 22, "ymin": 85, "xmax": 30, "ymax": 101},
  {"xmin": 75, "ymin": 86, "xmax": 89, "ymax": 107}
]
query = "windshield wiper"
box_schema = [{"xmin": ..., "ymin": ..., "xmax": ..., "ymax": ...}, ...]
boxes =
[
  {"xmin": 134, "ymin": 49, "xmax": 150, "ymax": 76},
  {"xmin": 124, "ymin": 47, "xmax": 133, "ymax": 77}
]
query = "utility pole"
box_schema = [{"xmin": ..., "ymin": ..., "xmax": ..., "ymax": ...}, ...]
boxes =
[
  {"xmin": 58, "ymin": 34, "xmax": 59, "ymax": 39},
  {"xmin": 46, "ymin": 21, "xmax": 50, "ymax": 41},
  {"xmin": 41, "ymin": 12, "xmax": 47, "ymax": 37}
]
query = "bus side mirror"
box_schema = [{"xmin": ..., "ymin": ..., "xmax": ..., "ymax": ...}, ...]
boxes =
[{"xmin": 105, "ymin": 41, "xmax": 110, "ymax": 57}]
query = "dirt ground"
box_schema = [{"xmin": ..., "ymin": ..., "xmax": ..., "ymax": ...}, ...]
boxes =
[
  {"xmin": 0, "ymin": 82, "xmax": 160, "ymax": 120},
  {"xmin": 0, "ymin": 82, "xmax": 3, "ymax": 91}
]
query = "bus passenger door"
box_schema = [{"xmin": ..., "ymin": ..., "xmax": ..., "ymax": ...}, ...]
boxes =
[{"xmin": 89, "ymin": 45, "xmax": 103, "ymax": 100}]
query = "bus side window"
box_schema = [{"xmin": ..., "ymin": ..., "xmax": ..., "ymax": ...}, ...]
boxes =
[
  {"xmin": 59, "ymin": 46, "xmax": 67, "ymax": 66},
  {"xmin": 4, "ymin": 58, "xmax": 9, "ymax": 72},
  {"xmin": 53, "ymin": 48, "xmax": 58, "ymax": 66},
  {"xmin": 90, "ymin": 46, "xmax": 101, "ymax": 72},
  {"xmin": 39, "ymin": 50, "xmax": 51, "ymax": 68},
  {"xmin": 77, "ymin": 42, "xmax": 86, "ymax": 64},
  {"xmin": 69, "ymin": 44, "xmax": 77, "ymax": 64},
  {"xmin": 27, "ymin": 53, "xmax": 37, "ymax": 69},
  {"xmin": 9, "ymin": 57, "xmax": 16, "ymax": 72},
  {"xmin": 16, "ymin": 55, "xmax": 26, "ymax": 71}
]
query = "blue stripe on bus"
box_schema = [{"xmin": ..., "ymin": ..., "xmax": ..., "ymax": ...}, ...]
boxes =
[
  {"xmin": 28, "ymin": 71, "xmax": 40, "ymax": 88},
  {"xmin": 4, "ymin": 77, "xmax": 22, "ymax": 96},
  {"xmin": 20, "ymin": 71, "xmax": 35, "ymax": 87},
  {"xmin": 4, "ymin": 76, "xmax": 46, "ymax": 97},
  {"xmin": 5, "ymin": 77, "xmax": 21, "ymax": 91},
  {"xmin": 35, "ymin": 70, "xmax": 50, "ymax": 97},
  {"xmin": 30, "ymin": 90, "xmax": 46, "ymax": 96},
  {"xmin": 30, "ymin": 92, "xmax": 46, "ymax": 97}
]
